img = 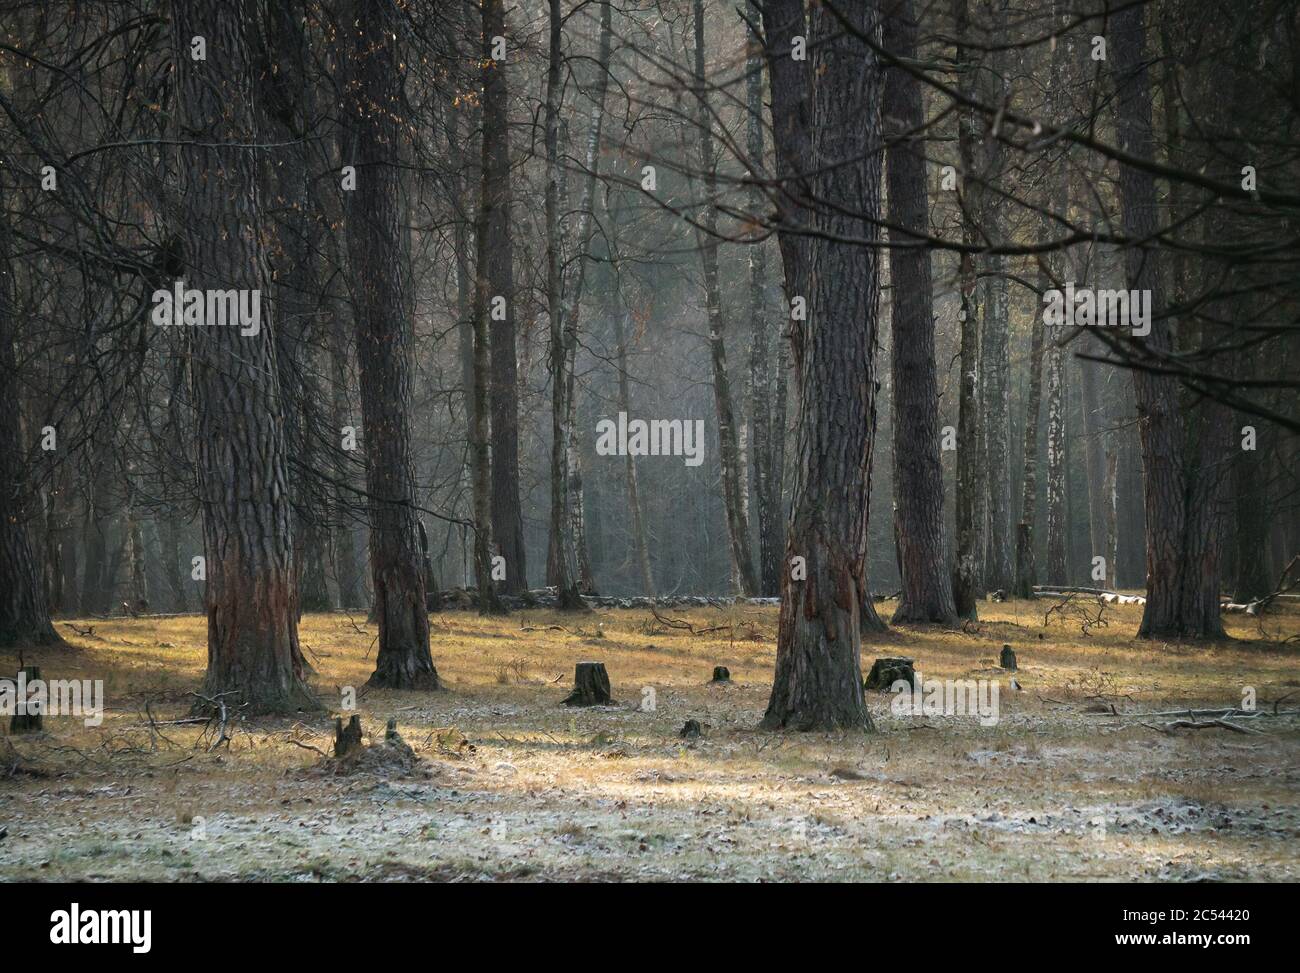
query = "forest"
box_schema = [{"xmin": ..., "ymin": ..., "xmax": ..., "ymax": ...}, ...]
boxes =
[{"xmin": 0, "ymin": 0, "xmax": 1297, "ymax": 889}]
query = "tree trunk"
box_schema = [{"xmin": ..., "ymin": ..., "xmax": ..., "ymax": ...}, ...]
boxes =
[
  {"xmin": 1112, "ymin": 4, "xmax": 1224, "ymax": 638},
  {"xmin": 1232, "ymin": 348, "xmax": 1272, "ymax": 603},
  {"xmin": 1045, "ymin": 332, "xmax": 1069, "ymax": 584},
  {"xmin": 0, "ymin": 194, "xmax": 61, "ymax": 646},
  {"xmin": 172, "ymin": 0, "xmax": 313, "ymax": 710},
  {"xmin": 340, "ymin": 0, "xmax": 440, "ymax": 686},
  {"xmin": 161, "ymin": 512, "xmax": 186, "ymax": 612},
  {"xmin": 882, "ymin": 0, "xmax": 958, "ymax": 625},
  {"xmin": 976, "ymin": 6, "xmax": 1013, "ymax": 592},
  {"xmin": 327, "ymin": 314, "xmax": 365, "ymax": 610},
  {"xmin": 950, "ymin": 0, "xmax": 984, "ymax": 619},
  {"xmin": 745, "ymin": 3, "xmax": 782, "ymax": 598},
  {"xmin": 761, "ymin": 0, "xmax": 882, "ymax": 732},
  {"xmin": 1014, "ymin": 257, "xmax": 1048, "ymax": 598},
  {"xmin": 543, "ymin": 0, "xmax": 584, "ymax": 609},
  {"xmin": 481, "ymin": 0, "xmax": 526, "ymax": 595},
  {"xmin": 693, "ymin": 0, "xmax": 757, "ymax": 597},
  {"xmin": 261, "ymin": 1, "xmax": 333, "ymax": 616},
  {"xmin": 1078, "ymin": 335, "xmax": 1111, "ymax": 586}
]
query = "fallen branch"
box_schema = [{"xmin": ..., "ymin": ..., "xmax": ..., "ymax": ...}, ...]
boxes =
[{"xmin": 1142, "ymin": 717, "xmax": 1263, "ymax": 735}]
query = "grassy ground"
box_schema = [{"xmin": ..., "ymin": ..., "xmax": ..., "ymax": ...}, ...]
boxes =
[{"xmin": 1, "ymin": 597, "xmax": 1297, "ymax": 882}]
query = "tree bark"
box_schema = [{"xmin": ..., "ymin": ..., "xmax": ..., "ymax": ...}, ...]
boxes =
[
  {"xmin": 0, "ymin": 182, "xmax": 62, "ymax": 647},
  {"xmin": 1014, "ymin": 258, "xmax": 1047, "ymax": 599},
  {"xmin": 951, "ymin": 0, "xmax": 984, "ymax": 618},
  {"xmin": 761, "ymin": 0, "xmax": 882, "ymax": 732},
  {"xmin": 481, "ymin": 0, "xmax": 526, "ymax": 595},
  {"xmin": 1044, "ymin": 331, "xmax": 1068, "ymax": 584},
  {"xmin": 261, "ymin": 1, "xmax": 333, "ymax": 615},
  {"xmin": 543, "ymin": 0, "xmax": 584, "ymax": 609},
  {"xmin": 340, "ymin": 0, "xmax": 440, "ymax": 685},
  {"xmin": 172, "ymin": 0, "xmax": 312, "ymax": 709},
  {"xmin": 693, "ymin": 0, "xmax": 758, "ymax": 597},
  {"xmin": 882, "ymin": 0, "xmax": 958, "ymax": 625},
  {"xmin": 745, "ymin": 3, "xmax": 782, "ymax": 598},
  {"xmin": 1112, "ymin": 4, "xmax": 1225, "ymax": 638}
]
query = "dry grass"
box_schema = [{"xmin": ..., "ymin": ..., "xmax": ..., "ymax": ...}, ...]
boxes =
[{"xmin": 0, "ymin": 596, "xmax": 1297, "ymax": 882}]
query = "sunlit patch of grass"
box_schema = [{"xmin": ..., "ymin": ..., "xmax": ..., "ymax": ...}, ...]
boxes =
[{"xmin": 1, "ymin": 596, "xmax": 1295, "ymax": 882}]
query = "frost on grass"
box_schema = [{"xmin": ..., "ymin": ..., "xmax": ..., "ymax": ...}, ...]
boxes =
[{"xmin": 0, "ymin": 601, "xmax": 1297, "ymax": 882}]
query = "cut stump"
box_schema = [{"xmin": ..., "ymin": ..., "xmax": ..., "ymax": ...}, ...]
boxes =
[
  {"xmin": 9, "ymin": 666, "xmax": 43, "ymax": 734},
  {"xmin": 561, "ymin": 661, "xmax": 611, "ymax": 707},
  {"xmin": 864, "ymin": 657, "xmax": 916, "ymax": 692},
  {"xmin": 334, "ymin": 715, "xmax": 363, "ymax": 758}
]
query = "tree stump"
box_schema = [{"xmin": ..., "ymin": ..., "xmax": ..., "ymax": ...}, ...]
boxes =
[
  {"xmin": 334, "ymin": 715, "xmax": 363, "ymax": 758},
  {"xmin": 1000, "ymin": 644, "xmax": 1018, "ymax": 670},
  {"xmin": 9, "ymin": 666, "xmax": 43, "ymax": 734},
  {"xmin": 710, "ymin": 666, "xmax": 731, "ymax": 683},
  {"xmin": 679, "ymin": 719, "xmax": 702, "ymax": 739},
  {"xmin": 863, "ymin": 657, "xmax": 916, "ymax": 692},
  {"xmin": 561, "ymin": 662, "xmax": 611, "ymax": 706}
]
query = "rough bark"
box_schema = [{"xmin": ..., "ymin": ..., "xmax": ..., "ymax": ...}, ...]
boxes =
[
  {"xmin": 172, "ymin": 0, "xmax": 313, "ymax": 709},
  {"xmin": 0, "ymin": 181, "xmax": 62, "ymax": 647},
  {"xmin": 341, "ymin": 0, "xmax": 440, "ymax": 686},
  {"xmin": 882, "ymin": 0, "xmax": 958, "ymax": 625},
  {"xmin": 262, "ymin": 1, "xmax": 332, "ymax": 615},
  {"xmin": 1112, "ymin": 4, "xmax": 1225, "ymax": 638},
  {"xmin": 481, "ymin": 0, "xmax": 526, "ymax": 595},
  {"xmin": 761, "ymin": 0, "xmax": 882, "ymax": 732}
]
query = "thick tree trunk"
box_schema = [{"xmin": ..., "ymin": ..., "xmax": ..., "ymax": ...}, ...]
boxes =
[
  {"xmin": 262, "ymin": 1, "xmax": 333, "ymax": 616},
  {"xmin": 481, "ymin": 0, "xmax": 526, "ymax": 595},
  {"xmin": 0, "ymin": 213, "xmax": 62, "ymax": 646},
  {"xmin": 1112, "ymin": 5, "xmax": 1224, "ymax": 639},
  {"xmin": 882, "ymin": 0, "xmax": 958, "ymax": 625},
  {"xmin": 172, "ymin": 0, "xmax": 313, "ymax": 710},
  {"xmin": 759, "ymin": 0, "xmax": 812, "ymax": 312},
  {"xmin": 341, "ymin": 0, "xmax": 440, "ymax": 686},
  {"xmin": 761, "ymin": 0, "xmax": 882, "ymax": 732}
]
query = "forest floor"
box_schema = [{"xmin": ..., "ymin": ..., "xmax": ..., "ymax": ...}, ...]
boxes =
[{"xmin": 2, "ymin": 597, "xmax": 1298, "ymax": 882}]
